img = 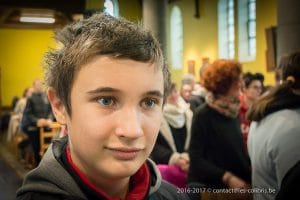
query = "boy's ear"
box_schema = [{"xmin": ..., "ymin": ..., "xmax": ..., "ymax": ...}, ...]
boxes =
[{"xmin": 47, "ymin": 87, "xmax": 67, "ymax": 124}]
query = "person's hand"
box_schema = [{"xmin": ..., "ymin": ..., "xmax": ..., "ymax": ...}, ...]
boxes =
[
  {"xmin": 227, "ymin": 175, "xmax": 249, "ymax": 189},
  {"xmin": 37, "ymin": 118, "xmax": 52, "ymax": 127},
  {"xmin": 222, "ymin": 172, "xmax": 252, "ymax": 199},
  {"xmin": 46, "ymin": 119, "xmax": 53, "ymax": 126},
  {"xmin": 176, "ymin": 157, "xmax": 189, "ymax": 173},
  {"xmin": 222, "ymin": 171, "xmax": 249, "ymax": 189},
  {"xmin": 37, "ymin": 118, "xmax": 47, "ymax": 127}
]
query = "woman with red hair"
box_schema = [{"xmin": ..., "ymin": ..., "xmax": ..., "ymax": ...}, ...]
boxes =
[{"xmin": 187, "ymin": 59, "xmax": 251, "ymax": 198}]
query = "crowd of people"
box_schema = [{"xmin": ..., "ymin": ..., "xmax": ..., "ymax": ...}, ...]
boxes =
[{"xmin": 2, "ymin": 13, "xmax": 299, "ymax": 200}]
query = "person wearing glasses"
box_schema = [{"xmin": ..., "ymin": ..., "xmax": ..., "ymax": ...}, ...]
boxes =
[{"xmin": 239, "ymin": 72, "xmax": 264, "ymax": 149}]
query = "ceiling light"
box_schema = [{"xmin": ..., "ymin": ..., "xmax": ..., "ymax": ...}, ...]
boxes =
[
  {"xmin": 19, "ymin": 9, "xmax": 56, "ymax": 24},
  {"xmin": 20, "ymin": 16, "xmax": 55, "ymax": 23}
]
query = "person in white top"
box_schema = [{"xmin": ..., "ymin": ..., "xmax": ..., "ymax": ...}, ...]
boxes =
[{"xmin": 247, "ymin": 50, "xmax": 300, "ymax": 200}]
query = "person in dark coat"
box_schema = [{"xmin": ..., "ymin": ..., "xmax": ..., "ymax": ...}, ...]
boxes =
[
  {"xmin": 21, "ymin": 79, "xmax": 53, "ymax": 164},
  {"xmin": 188, "ymin": 59, "xmax": 251, "ymax": 199}
]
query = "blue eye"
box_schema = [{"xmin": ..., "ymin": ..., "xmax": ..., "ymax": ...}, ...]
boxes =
[
  {"xmin": 97, "ymin": 97, "xmax": 114, "ymax": 106},
  {"xmin": 143, "ymin": 98, "xmax": 158, "ymax": 108}
]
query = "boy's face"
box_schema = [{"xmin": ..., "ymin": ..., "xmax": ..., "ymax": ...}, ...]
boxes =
[{"xmin": 50, "ymin": 56, "xmax": 164, "ymax": 181}]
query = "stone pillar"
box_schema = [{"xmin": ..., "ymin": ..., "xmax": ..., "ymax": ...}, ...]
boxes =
[
  {"xmin": 277, "ymin": 0, "xmax": 300, "ymax": 60},
  {"xmin": 142, "ymin": 0, "xmax": 167, "ymax": 58}
]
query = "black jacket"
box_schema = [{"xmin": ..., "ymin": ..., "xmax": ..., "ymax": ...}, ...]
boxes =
[
  {"xmin": 188, "ymin": 104, "xmax": 251, "ymax": 188},
  {"xmin": 16, "ymin": 137, "xmax": 190, "ymax": 200}
]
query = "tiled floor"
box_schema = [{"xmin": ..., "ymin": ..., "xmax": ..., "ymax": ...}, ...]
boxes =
[{"xmin": 0, "ymin": 132, "xmax": 30, "ymax": 200}]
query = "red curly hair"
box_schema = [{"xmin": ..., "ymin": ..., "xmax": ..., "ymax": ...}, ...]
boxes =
[{"xmin": 203, "ymin": 59, "xmax": 242, "ymax": 97}]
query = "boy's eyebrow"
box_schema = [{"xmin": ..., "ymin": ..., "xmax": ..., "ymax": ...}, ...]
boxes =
[
  {"xmin": 146, "ymin": 90, "xmax": 164, "ymax": 98},
  {"xmin": 87, "ymin": 87, "xmax": 120, "ymax": 94},
  {"xmin": 87, "ymin": 87, "xmax": 163, "ymax": 98}
]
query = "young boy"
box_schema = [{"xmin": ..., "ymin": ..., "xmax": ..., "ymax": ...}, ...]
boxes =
[{"xmin": 16, "ymin": 13, "xmax": 190, "ymax": 199}]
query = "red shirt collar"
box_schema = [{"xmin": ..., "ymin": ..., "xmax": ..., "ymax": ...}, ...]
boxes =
[{"xmin": 66, "ymin": 146, "xmax": 150, "ymax": 200}]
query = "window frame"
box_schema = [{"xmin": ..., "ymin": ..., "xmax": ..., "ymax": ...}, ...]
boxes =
[
  {"xmin": 170, "ymin": 5, "xmax": 183, "ymax": 70},
  {"xmin": 218, "ymin": 0, "xmax": 235, "ymax": 59}
]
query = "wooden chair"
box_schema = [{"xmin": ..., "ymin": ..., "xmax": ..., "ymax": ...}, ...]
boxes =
[{"xmin": 39, "ymin": 122, "xmax": 61, "ymax": 157}]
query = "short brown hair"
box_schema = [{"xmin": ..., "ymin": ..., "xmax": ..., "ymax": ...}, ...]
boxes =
[{"xmin": 44, "ymin": 13, "xmax": 170, "ymax": 115}]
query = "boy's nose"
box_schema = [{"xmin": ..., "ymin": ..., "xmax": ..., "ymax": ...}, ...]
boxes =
[{"xmin": 115, "ymin": 107, "xmax": 143, "ymax": 139}]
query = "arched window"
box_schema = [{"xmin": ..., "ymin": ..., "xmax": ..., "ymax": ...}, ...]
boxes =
[
  {"xmin": 218, "ymin": 0, "xmax": 235, "ymax": 59},
  {"xmin": 104, "ymin": 0, "xmax": 119, "ymax": 17},
  {"xmin": 170, "ymin": 6, "xmax": 183, "ymax": 70},
  {"xmin": 238, "ymin": 0, "xmax": 256, "ymax": 61}
]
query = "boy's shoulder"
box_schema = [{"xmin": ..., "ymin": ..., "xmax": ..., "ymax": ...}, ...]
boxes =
[{"xmin": 148, "ymin": 180, "xmax": 190, "ymax": 200}]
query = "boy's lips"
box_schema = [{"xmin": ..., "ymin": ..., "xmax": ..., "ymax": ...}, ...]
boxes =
[{"xmin": 105, "ymin": 147, "xmax": 144, "ymax": 160}]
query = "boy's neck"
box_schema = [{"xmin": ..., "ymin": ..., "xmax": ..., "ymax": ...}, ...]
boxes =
[{"xmin": 88, "ymin": 174, "xmax": 130, "ymax": 199}]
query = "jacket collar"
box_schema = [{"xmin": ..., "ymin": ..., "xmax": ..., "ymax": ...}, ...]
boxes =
[{"xmin": 17, "ymin": 137, "xmax": 163, "ymax": 199}]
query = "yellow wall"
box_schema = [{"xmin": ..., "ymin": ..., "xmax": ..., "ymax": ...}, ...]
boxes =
[
  {"xmin": 0, "ymin": 28, "xmax": 55, "ymax": 106},
  {"xmin": 167, "ymin": 0, "xmax": 277, "ymax": 86},
  {"xmin": 86, "ymin": 0, "xmax": 103, "ymax": 10},
  {"xmin": 119, "ymin": 0, "xmax": 142, "ymax": 22}
]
